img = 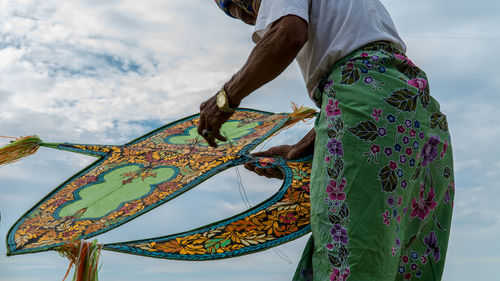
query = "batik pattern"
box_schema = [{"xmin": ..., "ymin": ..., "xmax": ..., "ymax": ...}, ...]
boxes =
[
  {"xmin": 294, "ymin": 42, "xmax": 454, "ymax": 281},
  {"xmin": 322, "ymin": 85, "xmax": 351, "ymax": 281}
]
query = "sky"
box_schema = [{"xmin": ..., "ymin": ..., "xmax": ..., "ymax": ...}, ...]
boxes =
[{"xmin": 0, "ymin": 0, "xmax": 499, "ymax": 280}]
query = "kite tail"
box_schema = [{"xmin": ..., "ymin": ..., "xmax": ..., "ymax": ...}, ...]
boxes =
[
  {"xmin": 0, "ymin": 135, "xmax": 44, "ymax": 166},
  {"xmin": 58, "ymin": 239, "xmax": 102, "ymax": 281}
]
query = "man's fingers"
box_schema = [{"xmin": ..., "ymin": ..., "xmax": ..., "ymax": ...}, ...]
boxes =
[
  {"xmin": 254, "ymin": 167, "xmax": 283, "ymax": 179},
  {"xmin": 197, "ymin": 116, "xmax": 206, "ymax": 136},
  {"xmin": 251, "ymin": 150, "xmax": 273, "ymax": 157},
  {"xmin": 206, "ymin": 136, "xmax": 218, "ymax": 148},
  {"xmin": 261, "ymin": 168, "xmax": 283, "ymax": 179},
  {"xmin": 214, "ymin": 131, "xmax": 227, "ymax": 142},
  {"xmin": 250, "ymin": 145, "xmax": 291, "ymax": 158},
  {"xmin": 253, "ymin": 167, "xmax": 268, "ymax": 178},
  {"xmin": 245, "ymin": 161, "xmax": 283, "ymax": 179},
  {"xmin": 244, "ymin": 162, "xmax": 256, "ymax": 172}
]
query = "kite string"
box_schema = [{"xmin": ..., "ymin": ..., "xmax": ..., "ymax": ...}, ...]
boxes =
[
  {"xmin": 222, "ymin": 130, "xmax": 252, "ymax": 209},
  {"xmin": 223, "ymin": 130, "xmax": 293, "ymax": 265},
  {"xmin": 235, "ymin": 165, "xmax": 252, "ymax": 209}
]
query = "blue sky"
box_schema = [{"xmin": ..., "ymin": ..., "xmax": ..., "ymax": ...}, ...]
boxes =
[{"xmin": 1, "ymin": 0, "xmax": 499, "ymax": 280}]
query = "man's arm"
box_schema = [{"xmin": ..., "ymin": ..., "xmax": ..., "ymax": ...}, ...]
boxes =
[
  {"xmin": 225, "ymin": 15, "xmax": 309, "ymax": 105},
  {"xmin": 198, "ymin": 15, "xmax": 308, "ymax": 147}
]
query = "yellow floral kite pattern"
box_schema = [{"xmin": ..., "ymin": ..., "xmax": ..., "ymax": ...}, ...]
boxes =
[{"xmin": 7, "ymin": 109, "xmax": 297, "ymax": 256}]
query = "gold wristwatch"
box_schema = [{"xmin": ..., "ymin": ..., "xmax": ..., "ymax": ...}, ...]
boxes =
[{"xmin": 216, "ymin": 86, "xmax": 237, "ymax": 113}]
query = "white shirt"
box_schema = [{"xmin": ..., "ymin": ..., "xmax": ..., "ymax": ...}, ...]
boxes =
[{"xmin": 253, "ymin": 0, "xmax": 406, "ymax": 95}]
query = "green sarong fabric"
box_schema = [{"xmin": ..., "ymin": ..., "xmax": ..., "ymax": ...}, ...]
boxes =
[{"xmin": 293, "ymin": 42, "xmax": 454, "ymax": 281}]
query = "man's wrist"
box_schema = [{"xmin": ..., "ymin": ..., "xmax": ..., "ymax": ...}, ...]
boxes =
[
  {"xmin": 223, "ymin": 83, "xmax": 241, "ymax": 109},
  {"xmin": 216, "ymin": 86, "xmax": 239, "ymax": 113}
]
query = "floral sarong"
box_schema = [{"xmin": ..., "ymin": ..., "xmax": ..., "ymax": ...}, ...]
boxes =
[{"xmin": 293, "ymin": 42, "xmax": 454, "ymax": 281}]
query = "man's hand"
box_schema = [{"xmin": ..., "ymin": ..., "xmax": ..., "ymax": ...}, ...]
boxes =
[
  {"xmin": 244, "ymin": 128, "xmax": 315, "ymax": 179},
  {"xmin": 198, "ymin": 95, "xmax": 232, "ymax": 147}
]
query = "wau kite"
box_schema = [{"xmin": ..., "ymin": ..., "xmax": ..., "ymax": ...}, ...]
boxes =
[{"xmin": 1, "ymin": 107, "xmax": 315, "ymax": 281}]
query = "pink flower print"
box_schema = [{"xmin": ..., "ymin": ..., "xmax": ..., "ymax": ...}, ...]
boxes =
[
  {"xmin": 398, "ymin": 196, "xmax": 403, "ymax": 206},
  {"xmin": 326, "ymin": 179, "xmax": 346, "ymax": 201},
  {"xmin": 371, "ymin": 145, "xmax": 380, "ymax": 154},
  {"xmin": 330, "ymin": 268, "xmax": 344, "ymax": 281},
  {"xmin": 397, "ymin": 125, "xmax": 405, "ymax": 134},
  {"xmin": 382, "ymin": 210, "xmax": 391, "ymax": 226},
  {"xmin": 394, "ymin": 53, "xmax": 416, "ymax": 66},
  {"xmin": 409, "ymin": 130, "xmax": 416, "ymax": 138},
  {"xmin": 389, "ymin": 161, "xmax": 398, "ymax": 170},
  {"xmin": 280, "ymin": 213, "xmax": 297, "ymax": 224},
  {"xmin": 325, "ymin": 156, "xmax": 331, "ymax": 163},
  {"xmin": 421, "ymin": 255, "xmax": 427, "ymax": 264},
  {"xmin": 421, "ymin": 135, "xmax": 440, "ymax": 166},
  {"xmin": 402, "ymin": 255, "xmax": 409, "ymax": 264},
  {"xmin": 405, "ymin": 147, "xmax": 413, "ymax": 156},
  {"xmin": 326, "ymin": 99, "xmax": 342, "ymax": 117},
  {"xmin": 326, "ymin": 243, "xmax": 334, "ymax": 250},
  {"xmin": 408, "ymin": 78, "xmax": 428, "ymax": 91},
  {"xmin": 411, "ymin": 188, "xmax": 438, "ymax": 220},
  {"xmin": 361, "ymin": 52, "xmax": 369, "ymax": 58},
  {"xmin": 441, "ymin": 139, "xmax": 448, "ymax": 158},
  {"xmin": 372, "ymin": 108, "xmax": 383, "ymax": 121},
  {"xmin": 342, "ymin": 268, "xmax": 350, "ymax": 281},
  {"xmin": 257, "ymin": 158, "xmax": 276, "ymax": 167},
  {"xmin": 397, "ymin": 215, "xmax": 401, "ymax": 223}
]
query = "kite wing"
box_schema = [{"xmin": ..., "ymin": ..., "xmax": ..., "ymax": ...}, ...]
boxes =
[
  {"xmin": 6, "ymin": 108, "xmax": 315, "ymax": 256},
  {"xmin": 104, "ymin": 157, "xmax": 311, "ymax": 260}
]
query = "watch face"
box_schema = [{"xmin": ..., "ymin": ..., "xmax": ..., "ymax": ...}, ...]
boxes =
[{"xmin": 216, "ymin": 91, "xmax": 226, "ymax": 108}]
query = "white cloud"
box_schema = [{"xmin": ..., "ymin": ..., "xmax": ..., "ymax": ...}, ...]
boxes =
[{"xmin": 1, "ymin": 0, "xmax": 500, "ymax": 280}]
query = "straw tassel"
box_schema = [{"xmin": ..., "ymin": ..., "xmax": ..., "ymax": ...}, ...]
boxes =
[
  {"xmin": 281, "ymin": 103, "xmax": 317, "ymax": 128},
  {"xmin": 57, "ymin": 239, "xmax": 102, "ymax": 281},
  {"xmin": 0, "ymin": 135, "xmax": 44, "ymax": 166}
]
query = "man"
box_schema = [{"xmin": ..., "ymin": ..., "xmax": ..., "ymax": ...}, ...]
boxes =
[{"xmin": 199, "ymin": 1, "xmax": 454, "ymax": 280}]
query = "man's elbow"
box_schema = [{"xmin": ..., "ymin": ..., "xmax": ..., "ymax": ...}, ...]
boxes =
[
  {"xmin": 287, "ymin": 28, "xmax": 308, "ymax": 51},
  {"xmin": 276, "ymin": 16, "xmax": 309, "ymax": 52}
]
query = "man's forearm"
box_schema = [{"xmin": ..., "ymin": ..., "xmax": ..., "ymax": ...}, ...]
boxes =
[{"xmin": 224, "ymin": 15, "xmax": 308, "ymax": 106}]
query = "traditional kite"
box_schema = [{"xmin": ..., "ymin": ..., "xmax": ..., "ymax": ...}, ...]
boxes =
[{"xmin": 1, "ymin": 107, "xmax": 315, "ymax": 281}]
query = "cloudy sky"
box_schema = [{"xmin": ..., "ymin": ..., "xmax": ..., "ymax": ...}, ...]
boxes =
[{"xmin": 0, "ymin": 0, "xmax": 499, "ymax": 280}]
